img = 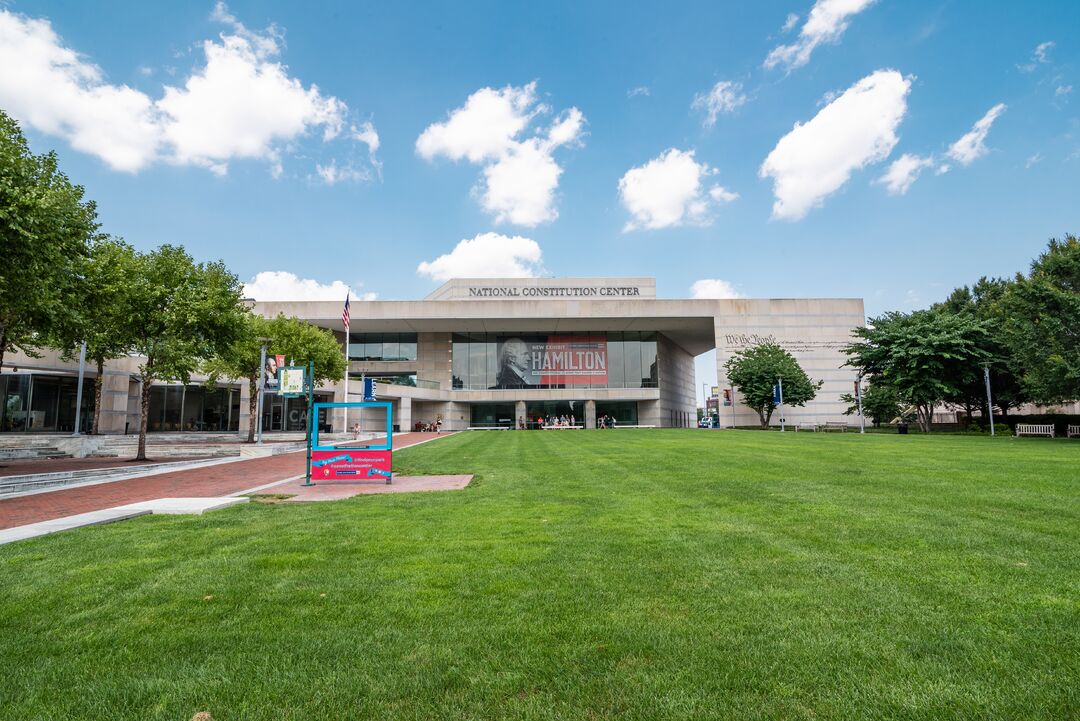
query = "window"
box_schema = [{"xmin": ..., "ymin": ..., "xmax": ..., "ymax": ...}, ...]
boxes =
[
  {"xmin": 452, "ymin": 334, "xmax": 469, "ymax": 389},
  {"xmin": 348, "ymin": 333, "xmax": 418, "ymax": 361},
  {"xmin": 447, "ymin": 332, "xmax": 664, "ymax": 390}
]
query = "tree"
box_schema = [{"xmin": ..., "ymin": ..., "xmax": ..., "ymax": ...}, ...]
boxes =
[
  {"xmin": 844, "ymin": 310, "xmax": 995, "ymax": 432},
  {"xmin": 127, "ymin": 245, "xmax": 246, "ymax": 460},
  {"xmin": 46, "ymin": 237, "xmax": 139, "ymax": 434},
  {"xmin": 840, "ymin": 377, "xmax": 902, "ymax": 427},
  {"xmin": 933, "ymin": 276, "xmax": 1027, "ymax": 422},
  {"xmin": 0, "ymin": 109, "xmax": 99, "ymax": 372},
  {"xmin": 204, "ymin": 313, "xmax": 347, "ymax": 442},
  {"xmin": 724, "ymin": 342, "xmax": 822, "ymax": 428},
  {"xmin": 1000, "ymin": 235, "xmax": 1080, "ymax": 403}
]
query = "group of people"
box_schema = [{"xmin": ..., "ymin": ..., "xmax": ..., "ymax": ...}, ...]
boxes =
[
  {"xmin": 597, "ymin": 414, "xmax": 618, "ymax": 429},
  {"xmin": 413, "ymin": 416, "xmax": 443, "ymax": 433},
  {"xmin": 536, "ymin": 414, "xmax": 577, "ymax": 429}
]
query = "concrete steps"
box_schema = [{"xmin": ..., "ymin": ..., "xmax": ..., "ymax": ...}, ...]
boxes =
[{"xmin": 0, "ymin": 446, "xmax": 65, "ymax": 461}]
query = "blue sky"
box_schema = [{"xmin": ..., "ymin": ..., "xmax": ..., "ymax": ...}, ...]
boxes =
[{"xmin": 2, "ymin": 1, "xmax": 1078, "ymax": 395}]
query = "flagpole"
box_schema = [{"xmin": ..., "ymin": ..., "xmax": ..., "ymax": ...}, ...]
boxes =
[{"xmin": 343, "ymin": 293, "xmax": 350, "ymax": 438}]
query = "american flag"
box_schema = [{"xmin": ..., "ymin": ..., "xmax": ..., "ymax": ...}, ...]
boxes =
[{"xmin": 342, "ymin": 293, "xmax": 350, "ymax": 332}]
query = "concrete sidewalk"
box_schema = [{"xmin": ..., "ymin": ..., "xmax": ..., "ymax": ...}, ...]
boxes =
[{"xmin": 0, "ymin": 432, "xmax": 452, "ymax": 530}]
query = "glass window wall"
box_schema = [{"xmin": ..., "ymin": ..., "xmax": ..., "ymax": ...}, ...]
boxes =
[
  {"xmin": 348, "ymin": 333, "xmax": 419, "ymax": 361},
  {"xmin": 450, "ymin": 332, "xmax": 660, "ymax": 390},
  {"xmin": 147, "ymin": 385, "xmax": 241, "ymax": 432},
  {"xmin": 0, "ymin": 374, "xmax": 94, "ymax": 433}
]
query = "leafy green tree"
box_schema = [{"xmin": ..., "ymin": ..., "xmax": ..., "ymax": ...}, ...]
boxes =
[
  {"xmin": 724, "ymin": 342, "xmax": 822, "ymax": 428},
  {"xmin": 47, "ymin": 237, "xmax": 139, "ymax": 434},
  {"xmin": 0, "ymin": 109, "xmax": 99, "ymax": 372},
  {"xmin": 204, "ymin": 313, "xmax": 347, "ymax": 442},
  {"xmin": 933, "ymin": 276, "xmax": 1027, "ymax": 422},
  {"xmin": 1000, "ymin": 235, "xmax": 1080, "ymax": 403},
  {"xmin": 840, "ymin": 377, "xmax": 903, "ymax": 427},
  {"xmin": 844, "ymin": 310, "xmax": 995, "ymax": 432},
  {"xmin": 127, "ymin": 245, "xmax": 246, "ymax": 459}
]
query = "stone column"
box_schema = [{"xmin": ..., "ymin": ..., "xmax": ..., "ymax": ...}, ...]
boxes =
[
  {"xmin": 398, "ymin": 397, "xmax": 412, "ymax": 433},
  {"xmin": 515, "ymin": 400, "xmax": 526, "ymax": 429},
  {"xmin": 585, "ymin": 399, "xmax": 597, "ymax": 429}
]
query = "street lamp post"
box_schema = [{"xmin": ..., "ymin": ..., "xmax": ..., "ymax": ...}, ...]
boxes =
[
  {"xmin": 256, "ymin": 338, "xmax": 271, "ymax": 445},
  {"xmin": 856, "ymin": 373, "xmax": 866, "ymax": 434},
  {"xmin": 72, "ymin": 340, "xmax": 87, "ymax": 436},
  {"xmin": 983, "ymin": 366, "xmax": 995, "ymax": 437},
  {"xmin": 777, "ymin": 376, "xmax": 785, "ymax": 432}
]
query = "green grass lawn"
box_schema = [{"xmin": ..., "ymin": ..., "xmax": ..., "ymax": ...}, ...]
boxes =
[{"xmin": 2, "ymin": 430, "xmax": 1077, "ymax": 720}]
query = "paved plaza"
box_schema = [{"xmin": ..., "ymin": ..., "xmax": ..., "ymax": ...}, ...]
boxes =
[{"xmin": 0, "ymin": 432, "xmax": 449, "ymax": 530}]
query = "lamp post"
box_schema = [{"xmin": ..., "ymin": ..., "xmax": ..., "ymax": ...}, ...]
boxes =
[
  {"xmin": 702, "ymin": 383, "xmax": 709, "ymax": 426},
  {"xmin": 856, "ymin": 373, "xmax": 866, "ymax": 434},
  {"xmin": 983, "ymin": 366, "xmax": 995, "ymax": 437},
  {"xmin": 777, "ymin": 376, "xmax": 785, "ymax": 432},
  {"xmin": 72, "ymin": 340, "xmax": 87, "ymax": 436},
  {"xmin": 256, "ymin": 337, "xmax": 272, "ymax": 445}
]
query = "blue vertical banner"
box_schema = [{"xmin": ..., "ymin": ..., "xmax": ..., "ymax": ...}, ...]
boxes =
[
  {"xmin": 773, "ymin": 384, "xmax": 781, "ymax": 405},
  {"xmin": 363, "ymin": 378, "xmax": 378, "ymax": 401}
]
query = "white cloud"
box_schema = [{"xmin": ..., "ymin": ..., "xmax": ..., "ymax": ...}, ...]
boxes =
[
  {"xmin": 1025, "ymin": 152, "xmax": 1044, "ymax": 169},
  {"xmin": 0, "ymin": 10, "xmax": 163, "ymax": 171},
  {"xmin": 243, "ymin": 271, "xmax": 375, "ymax": 301},
  {"xmin": 1034, "ymin": 41, "xmax": 1055, "ymax": 63},
  {"xmin": 760, "ymin": 69, "xmax": 911, "ymax": 220},
  {"xmin": 618, "ymin": 148, "xmax": 738, "ymax": 232},
  {"xmin": 782, "ymin": 13, "xmax": 800, "ymax": 32},
  {"xmin": 627, "ymin": 86, "xmax": 650, "ymax": 98},
  {"xmin": 1056, "ymin": 84, "xmax": 1073, "ymax": 97},
  {"xmin": 764, "ymin": 0, "xmax": 876, "ymax": 72},
  {"xmin": 876, "ymin": 153, "xmax": 934, "ymax": 195},
  {"xmin": 946, "ymin": 103, "xmax": 1006, "ymax": 166},
  {"xmin": 690, "ymin": 279, "xmax": 745, "ymax": 299},
  {"xmin": 692, "ymin": 80, "xmax": 747, "ymax": 127},
  {"xmin": 0, "ymin": 4, "xmax": 376, "ymax": 177},
  {"xmin": 1019, "ymin": 41, "xmax": 1055, "ymax": 72},
  {"xmin": 315, "ymin": 161, "xmax": 370, "ymax": 185},
  {"xmin": 416, "ymin": 83, "xmax": 585, "ymax": 226},
  {"xmin": 416, "ymin": 233, "xmax": 544, "ymax": 281}
]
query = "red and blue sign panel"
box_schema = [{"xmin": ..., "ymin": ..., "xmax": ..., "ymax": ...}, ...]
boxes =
[
  {"xmin": 311, "ymin": 449, "xmax": 391, "ymax": 481},
  {"xmin": 310, "ymin": 401, "xmax": 393, "ymax": 484}
]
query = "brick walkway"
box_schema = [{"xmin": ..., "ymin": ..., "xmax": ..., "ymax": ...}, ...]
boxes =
[
  {"xmin": 0, "ymin": 432, "xmax": 450, "ymax": 530},
  {"xmin": 0, "ymin": 456, "xmax": 212, "ymax": 478}
]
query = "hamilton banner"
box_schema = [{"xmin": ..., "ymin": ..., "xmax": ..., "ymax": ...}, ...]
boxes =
[{"xmin": 496, "ymin": 335, "xmax": 608, "ymax": 386}]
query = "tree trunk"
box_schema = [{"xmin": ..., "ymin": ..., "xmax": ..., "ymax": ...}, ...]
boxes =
[
  {"xmin": 0, "ymin": 325, "xmax": 6, "ymax": 375},
  {"xmin": 91, "ymin": 357, "xmax": 105, "ymax": 435},
  {"xmin": 137, "ymin": 365, "xmax": 152, "ymax": 461},
  {"xmin": 916, "ymin": 403, "xmax": 933, "ymax": 433},
  {"xmin": 247, "ymin": 374, "xmax": 259, "ymax": 443},
  {"xmin": 757, "ymin": 407, "xmax": 768, "ymax": 429}
]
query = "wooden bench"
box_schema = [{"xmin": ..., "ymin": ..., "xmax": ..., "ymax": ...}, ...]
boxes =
[
  {"xmin": 1015, "ymin": 424, "xmax": 1055, "ymax": 438},
  {"xmin": 1067, "ymin": 425, "xmax": 1080, "ymax": 438},
  {"xmin": 822, "ymin": 422, "xmax": 848, "ymax": 432},
  {"xmin": 794, "ymin": 423, "xmax": 819, "ymax": 432}
]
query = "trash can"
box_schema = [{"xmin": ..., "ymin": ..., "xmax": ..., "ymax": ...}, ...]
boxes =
[{"xmin": 897, "ymin": 422, "xmax": 909, "ymax": 435}]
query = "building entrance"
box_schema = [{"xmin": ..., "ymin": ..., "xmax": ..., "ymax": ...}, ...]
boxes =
[{"xmin": 525, "ymin": 400, "xmax": 584, "ymax": 429}]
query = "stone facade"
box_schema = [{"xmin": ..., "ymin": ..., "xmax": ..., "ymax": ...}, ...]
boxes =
[{"xmin": 0, "ymin": 277, "xmax": 865, "ymax": 434}]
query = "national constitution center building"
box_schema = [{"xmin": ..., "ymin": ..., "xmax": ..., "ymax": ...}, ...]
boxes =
[
  {"xmin": 256, "ymin": 277, "xmax": 865, "ymax": 432},
  {"xmin": 0, "ymin": 277, "xmax": 864, "ymax": 434}
]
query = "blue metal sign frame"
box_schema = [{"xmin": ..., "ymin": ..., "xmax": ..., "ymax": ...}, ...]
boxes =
[{"xmin": 311, "ymin": 401, "xmax": 393, "ymax": 451}]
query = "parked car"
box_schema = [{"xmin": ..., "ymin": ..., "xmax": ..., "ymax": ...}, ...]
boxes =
[{"xmin": 698, "ymin": 415, "xmax": 718, "ymax": 428}]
